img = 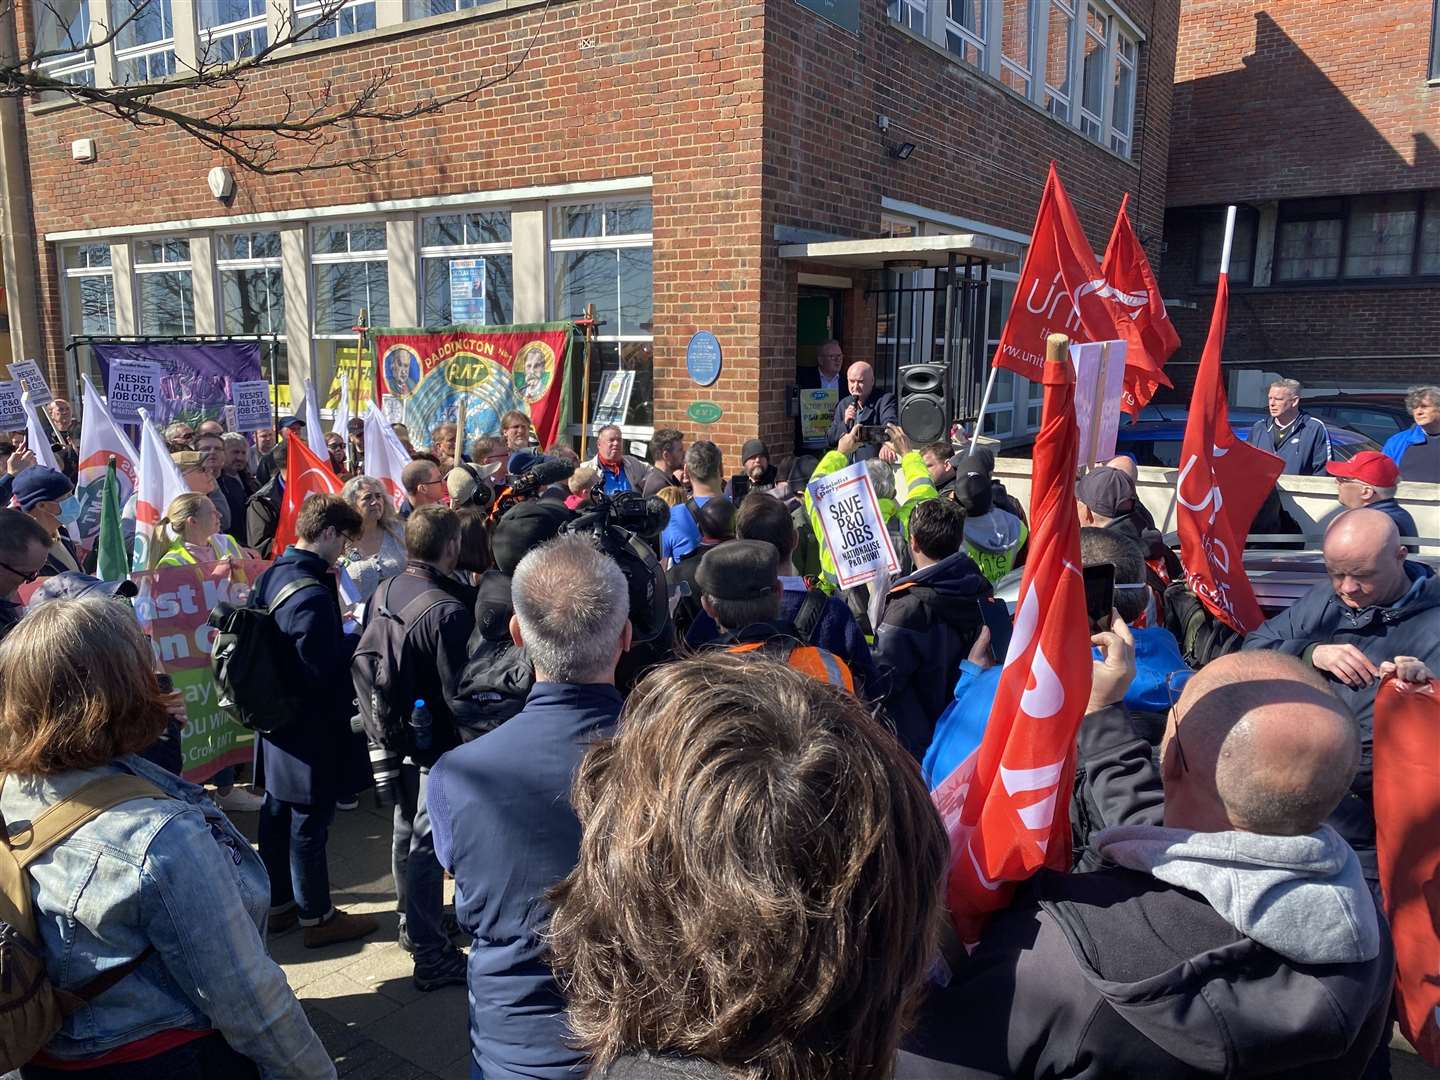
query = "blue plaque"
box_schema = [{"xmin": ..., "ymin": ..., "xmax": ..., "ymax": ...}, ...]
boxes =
[{"xmin": 686, "ymin": 331, "xmax": 723, "ymax": 387}]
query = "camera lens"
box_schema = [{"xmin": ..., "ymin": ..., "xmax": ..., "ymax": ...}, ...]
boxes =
[{"xmin": 368, "ymin": 741, "xmax": 402, "ymax": 807}]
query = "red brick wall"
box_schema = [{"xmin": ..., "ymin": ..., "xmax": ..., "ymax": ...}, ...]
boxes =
[{"xmin": 1169, "ymin": 1, "xmax": 1440, "ymax": 207}]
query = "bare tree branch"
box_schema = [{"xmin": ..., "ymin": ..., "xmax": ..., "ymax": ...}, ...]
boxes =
[{"xmin": 4, "ymin": 0, "xmax": 554, "ymax": 174}]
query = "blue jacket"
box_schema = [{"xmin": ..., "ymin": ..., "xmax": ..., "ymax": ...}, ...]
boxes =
[
  {"xmin": 1382, "ymin": 422, "xmax": 1436, "ymax": 482},
  {"xmin": 1367, "ymin": 498, "xmax": 1419, "ymax": 540},
  {"xmin": 922, "ymin": 626, "xmax": 1188, "ymax": 789},
  {"xmin": 1245, "ymin": 413, "xmax": 1331, "ymax": 475},
  {"xmin": 0, "ymin": 755, "xmax": 332, "ymax": 1076},
  {"xmin": 429, "ymin": 681, "xmax": 621, "ymax": 1080},
  {"xmin": 661, "ymin": 494, "xmax": 711, "ymax": 564},
  {"xmin": 252, "ymin": 546, "xmax": 365, "ymax": 805}
]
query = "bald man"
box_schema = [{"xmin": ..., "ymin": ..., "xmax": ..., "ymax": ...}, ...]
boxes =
[
  {"xmin": 826, "ymin": 360, "xmax": 897, "ymax": 463},
  {"xmin": 900, "ymin": 644, "xmax": 1395, "ymax": 1079},
  {"xmin": 1244, "ymin": 507, "xmax": 1438, "ymax": 881}
]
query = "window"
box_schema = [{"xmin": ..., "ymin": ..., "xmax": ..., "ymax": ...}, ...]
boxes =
[
  {"xmin": 111, "ymin": 0, "xmax": 175, "ymax": 83},
  {"xmin": 61, "ymin": 243, "xmax": 115, "ymax": 335},
  {"xmin": 33, "ymin": 0, "xmax": 95, "ymax": 86},
  {"xmin": 1110, "ymin": 31, "xmax": 1136, "ymax": 156},
  {"xmin": 133, "ymin": 236, "xmax": 193, "ymax": 334},
  {"xmin": 551, "ymin": 199, "xmax": 654, "ymax": 432},
  {"xmin": 1275, "ymin": 199, "xmax": 1344, "ymax": 282},
  {"xmin": 295, "ymin": 0, "xmax": 376, "ymax": 40},
  {"xmin": 217, "ymin": 230, "xmax": 288, "ymax": 388},
  {"xmin": 982, "ymin": 282, "xmax": 1017, "ymax": 437},
  {"xmin": 405, "ymin": 0, "xmax": 485, "ymax": 16},
  {"xmin": 1344, "ymin": 193, "xmax": 1418, "ymax": 278},
  {"xmin": 1431, "ymin": 0, "xmax": 1440, "ymax": 80},
  {"xmin": 1043, "ymin": 0, "xmax": 1074, "ymax": 118},
  {"xmin": 420, "ymin": 211, "xmax": 513, "ymax": 327},
  {"xmin": 946, "ymin": 0, "xmax": 986, "ymax": 68},
  {"xmin": 198, "ymin": 0, "xmax": 267, "ymax": 62},
  {"xmin": 888, "ymin": 0, "xmax": 928, "ymax": 36},
  {"xmin": 311, "ymin": 220, "xmax": 388, "ymax": 332},
  {"xmin": 999, "ymin": 0, "xmax": 1034, "ymax": 96},
  {"xmin": 1197, "ymin": 209, "xmax": 1256, "ymax": 285},
  {"xmin": 1421, "ymin": 191, "xmax": 1440, "ymax": 274},
  {"xmin": 1078, "ymin": 5, "xmax": 1109, "ymax": 140}
]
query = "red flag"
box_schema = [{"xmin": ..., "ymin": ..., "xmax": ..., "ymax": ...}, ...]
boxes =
[
  {"xmin": 1373, "ymin": 678, "xmax": 1440, "ymax": 1066},
  {"xmin": 993, "ymin": 164, "xmax": 1145, "ymax": 386},
  {"xmin": 934, "ymin": 339, "xmax": 1093, "ymax": 946},
  {"xmin": 273, "ymin": 434, "xmax": 342, "ymax": 554},
  {"xmin": 1101, "ymin": 193, "xmax": 1178, "ymax": 413},
  {"xmin": 1174, "ymin": 270, "xmax": 1283, "ymax": 634}
]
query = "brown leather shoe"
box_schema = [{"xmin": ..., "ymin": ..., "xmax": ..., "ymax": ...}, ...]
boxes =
[
  {"xmin": 302, "ymin": 908, "xmax": 379, "ymax": 949},
  {"xmin": 268, "ymin": 906, "xmax": 300, "ymax": 935}
]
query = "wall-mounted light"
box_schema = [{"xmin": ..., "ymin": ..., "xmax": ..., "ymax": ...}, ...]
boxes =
[
  {"xmin": 207, "ymin": 166, "xmax": 235, "ymax": 200},
  {"xmin": 888, "ymin": 142, "xmax": 916, "ymax": 161}
]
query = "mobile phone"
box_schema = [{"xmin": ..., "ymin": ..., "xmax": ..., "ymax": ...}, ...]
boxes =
[
  {"xmin": 977, "ymin": 599, "xmax": 1013, "ymax": 663},
  {"xmin": 1083, "ymin": 563, "xmax": 1116, "ymax": 627},
  {"xmin": 156, "ymin": 673, "xmax": 174, "ymax": 694},
  {"xmin": 854, "ymin": 424, "xmax": 887, "ymax": 444},
  {"xmin": 729, "ymin": 473, "xmax": 752, "ymax": 501}
]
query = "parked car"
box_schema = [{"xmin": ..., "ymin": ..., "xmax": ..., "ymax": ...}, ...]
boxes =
[{"xmin": 1301, "ymin": 397, "xmax": 1413, "ymax": 446}]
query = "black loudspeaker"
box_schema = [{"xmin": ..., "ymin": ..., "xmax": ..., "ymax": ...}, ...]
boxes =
[{"xmin": 898, "ymin": 363, "xmax": 949, "ymax": 444}]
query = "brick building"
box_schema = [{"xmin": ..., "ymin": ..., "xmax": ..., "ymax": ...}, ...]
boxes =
[
  {"xmin": 8, "ymin": 0, "xmax": 1178, "ymax": 462},
  {"xmin": 1161, "ymin": 1, "xmax": 1440, "ymax": 407}
]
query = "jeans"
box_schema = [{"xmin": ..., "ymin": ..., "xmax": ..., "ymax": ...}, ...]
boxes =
[
  {"xmin": 392, "ymin": 762, "xmax": 446, "ymax": 964},
  {"xmin": 258, "ymin": 793, "xmax": 335, "ymax": 922},
  {"xmin": 21, "ymin": 1032, "xmax": 261, "ymax": 1079}
]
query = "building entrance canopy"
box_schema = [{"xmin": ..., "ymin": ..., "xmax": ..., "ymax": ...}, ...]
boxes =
[{"xmin": 778, "ymin": 232, "xmax": 1023, "ymax": 269}]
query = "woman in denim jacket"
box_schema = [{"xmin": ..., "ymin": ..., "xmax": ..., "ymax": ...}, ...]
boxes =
[{"xmin": 0, "ymin": 596, "xmax": 333, "ymax": 1079}]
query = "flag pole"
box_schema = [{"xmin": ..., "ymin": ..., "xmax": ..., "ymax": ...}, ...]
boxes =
[{"xmin": 966, "ymin": 365, "xmax": 1000, "ymax": 459}]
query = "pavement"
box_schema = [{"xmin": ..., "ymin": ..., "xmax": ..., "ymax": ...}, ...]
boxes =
[
  {"xmin": 236, "ymin": 799, "xmax": 473, "ymax": 1080},
  {"xmin": 235, "ymin": 796, "xmax": 1440, "ymax": 1080}
]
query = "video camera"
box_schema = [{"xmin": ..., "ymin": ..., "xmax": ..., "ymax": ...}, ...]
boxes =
[
  {"xmin": 563, "ymin": 488, "xmax": 671, "ymax": 643},
  {"xmin": 488, "ymin": 455, "xmax": 576, "ymax": 523}
]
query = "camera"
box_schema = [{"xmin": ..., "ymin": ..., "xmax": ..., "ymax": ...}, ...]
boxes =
[{"xmin": 563, "ymin": 489, "xmax": 671, "ymax": 643}]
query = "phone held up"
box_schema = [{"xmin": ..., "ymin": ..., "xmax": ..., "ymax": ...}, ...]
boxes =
[
  {"xmin": 977, "ymin": 598, "xmax": 1013, "ymax": 663},
  {"xmin": 1083, "ymin": 563, "xmax": 1116, "ymax": 630}
]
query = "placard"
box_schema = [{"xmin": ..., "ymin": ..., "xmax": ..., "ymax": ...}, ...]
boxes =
[
  {"xmin": 105, "ymin": 360, "xmax": 164, "ymax": 423},
  {"xmin": 686, "ymin": 331, "xmax": 722, "ymax": 386},
  {"xmin": 1070, "ymin": 339, "xmax": 1128, "ymax": 469},
  {"xmin": 0, "ymin": 380, "xmax": 24, "ymax": 431},
  {"xmin": 799, "ymin": 387, "xmax": 838, "ymax": 444},
  {"xmin": 231, "ymin": 380, "xmax": 274, "ymax": 433},
  {"xmin": 592, "ymin": 370, "xmax": 636, "ymax": 432},
  {"xmin": 807, "ymin": 460, "xmax": 900, "ymax": 589},
  {"xmin": 8, "ymin": 359, "xmax": 52, "ymax": 407},
  {"xmin": 448, "ymin": 258, "xmax": 488, "ymax": 324}
]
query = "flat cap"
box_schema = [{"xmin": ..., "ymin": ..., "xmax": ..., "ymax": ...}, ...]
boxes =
[
  {"xmin": 695, "ymin": 539, "xmax": 777, "ymax": 601},
  {"xmin": 1075, "ymin": 466, "xmax": 1138, "ymax": 519}
]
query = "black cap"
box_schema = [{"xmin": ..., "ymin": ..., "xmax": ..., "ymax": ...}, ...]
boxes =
[
  {"xmin": 490, "ymin": 501, "xmax": 571, "ymax": 575},
  {"xmin": 1075, "ymin": 466, "xmax": 1138, "ymax": 519},
  {"xmin": 695, "ymin": 540, "xmax": 778, "ymax": 601},
  {"xmin": 957, "ymin": 472, "xmax": 993, "ymax": 516},
  {"xmin": 27, "ymin": 572, "xmax": 139, "ymax": 610},
  {"xmin": 740, "ymin": 438, "xmax": 769, "ymax": 462}
]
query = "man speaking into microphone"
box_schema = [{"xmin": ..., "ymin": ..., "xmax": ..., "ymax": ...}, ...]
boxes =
[{"xmin": 826, "ymin": 361, "xmax": 898, "ymax": 463}]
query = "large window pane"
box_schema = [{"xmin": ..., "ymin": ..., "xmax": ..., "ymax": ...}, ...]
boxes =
[
  {"xmin": 618, "ymin": 248, "xmax": 653, "ymax": 336},
  {"xmin": 1110, "ymin": 39, "xmax": 1135, "ymax": 154},
  {"xmin": 1344, "ymin": 194, "xmax": 1417, "ymax": 278},
  {"xmin": 1198, "ymin": 213, "xmax": 1255, "ymax": 285},
  {"xmin": 999, "ymin": 0, "xmax": 1032, "ymax": 94},
  {"xmin": 78, "ymin": 276, "xmax": 117, "ymax": 335},
  {"xmin": 220, "ymin": 267, "xmax": 284, "ymax": 334},
  {"xmin": 1044, "ymin": 0, "xmax": 1073, "ymax": 115},
  {"xmin": 1276, "ymin": 210, "xmax": 1343, "ymax": 282},
  {"xmin": 422, "ymin": 253, "xmax": 514, "ymax": 326},
  {"xmin": 555, "ymin": 249, "xmax": 619, "ymax": 329},
  {"xmin": 567, "ymin": 341, "xmax": 654, "ymax": 429},
  {"xmin": 111, "ymin": 0, "xmax": 172, "ymax": 50},
  {"xmin": 137, "ymin": 270, "xmax": 194, "ymax": 334},
  {"xmin": 314, "ymin": 262, "xmax": 388, "ymax": 332},
  {"xmin": 1421, "ymin": 192, "xmax": 1440, "ymax": 274}
]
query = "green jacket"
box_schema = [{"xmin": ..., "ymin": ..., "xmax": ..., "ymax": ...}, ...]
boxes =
[{"xmin": 804, "ymin": 450, "xmax": 938, "ymax": 591}]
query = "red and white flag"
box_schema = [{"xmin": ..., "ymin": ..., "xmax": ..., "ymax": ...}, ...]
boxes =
[
  {"xmin": 362, "ymin": 401, "xmax": 413, "ymax": 512},
  {"xmin": 272, "ymin": 433, "xmax": 342, "ymax": 554},
  {"xmin": 131, "ymin": 410, "xmax": 188, "ymax": 572},
  {"xmin": 1175, "ymin": 210, "xmax": 1283, "ymax": 634},
  {"xmin": 934, "ymin": 341, "xmax": 1093, "ymax": 946},
  {"xmin": 1101, "ymin": 193, "xmax": 1178, "ymax": 413},
  {"xmin": 993, "ymin": 164, "xmax": 1144, "ymax": 387},
  {"xmin": 75, "ymin": 375, "xmax": 139, "ymax": 550}
]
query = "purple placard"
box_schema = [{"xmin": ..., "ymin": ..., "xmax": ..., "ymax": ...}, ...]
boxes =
[{"xmin": 93, "ymin": 342, "xmax": 263, "ymax": 428}]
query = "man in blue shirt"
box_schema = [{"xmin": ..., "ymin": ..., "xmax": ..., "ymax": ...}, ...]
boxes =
[
  {"xmin": 661, "ymin": 439, "xmax": 725, "ymax": 565},
  {"xmin": 429, "ymin": 533, "xmax": 632, "ymax": 1080},
  {"xmin": 1245, "ymin": 378, "xmax": 1331, "ymax": 475}
]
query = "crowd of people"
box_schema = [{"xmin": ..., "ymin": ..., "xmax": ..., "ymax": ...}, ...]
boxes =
[{"xmin": 0, "ymin": 375, "xmax": 1434, "ymax": 1079}]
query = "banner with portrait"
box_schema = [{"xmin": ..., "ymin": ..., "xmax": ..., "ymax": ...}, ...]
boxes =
[
  {"xmin": 93, "ymin": 342, "xmax": 264, "ymax": 428},
  {"xmin": 373, "ymin": 323, "xmax": 573, "ymax": 449}
]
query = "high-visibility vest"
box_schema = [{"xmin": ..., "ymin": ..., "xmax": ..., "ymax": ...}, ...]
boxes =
[
  {"xmin": 157, "ymin": 534, "xmax": 247, "ymax": 579},
  {"xmin": 726, "ymin": 639, "xmax": 855, "ymax": 693}
]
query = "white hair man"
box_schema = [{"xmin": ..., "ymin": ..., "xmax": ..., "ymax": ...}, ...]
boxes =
[
  {"xmin": 1245, "ymin": 377, "xmax": 1331, "ymax": 475},
  {"xmin": 427, "ymin": 534, "xmax": 631, "ymax": 1080}
]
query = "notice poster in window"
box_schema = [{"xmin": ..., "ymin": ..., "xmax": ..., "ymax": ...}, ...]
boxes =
[
  {"xmin": 592, "ymin": 370, "xmax": 636, "ymax": 433},
  {"xmin": 800, "ymin": 387, "xmax": 838, "ymax": 444},
  {"xmin": 448, "ymin": 258, "xmax": 487, "ymax": 325}
]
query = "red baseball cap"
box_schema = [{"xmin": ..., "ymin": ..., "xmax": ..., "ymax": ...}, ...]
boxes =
[{"xmin": 1326, "ymin": 451, "xmax": 1399, "ymax": 487}]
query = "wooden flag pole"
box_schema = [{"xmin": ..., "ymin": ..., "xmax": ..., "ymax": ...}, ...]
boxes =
[
  {"xmin": 578, "ymin": 303, "xmax": 596, "ymax": 459},
  {"xmin": 454, "ymin": 398, "xmax": 466, "ymax": 470}
]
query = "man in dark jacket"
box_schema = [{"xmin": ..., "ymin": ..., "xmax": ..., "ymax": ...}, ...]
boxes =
[
  {"xmin": 362, "ymin": 505, "xmax": 474, "ymax": 990},
  {"xmin": 252, "ymin": 493, "xmax": 377, "ymax": 949},
  {"xmin": 246, "ymin": 471, "xmax": 282, "ymax": 557},
  {"xmin": 639, "ymin": 427, "xmax": 686, "ymax": 497},
  {"xmin": 430, "ymin": 534, "xmax": 632, "ymax": 1080},
  {"xmin": 0, "ymin": 509, "xmax": 53, "ymax": 642},
  {"xmin": 899, "ymin": 645, "xmax": 1394, "ymax": 1080},
  {"xmin": 826, "ymin": 361, "xmax": 898, "ymax": 463},
  {"xmin": 1243, "ymin": 507, "xmax": 1439, "ymax": 880},
  {"xmin": 873, "ymin": 498, "xmax": 990, "ymax": 757},
  {"xmin": 218, "ymin": 432, "xmax": 258, "ymax": 543},
  {"xmin": 1325, "ymin": 451, "xmax": 1419, "ymax": 539},
  {"xmin": 1245, "ymin": 378, "xmax": 1331, "ymax": 475}
]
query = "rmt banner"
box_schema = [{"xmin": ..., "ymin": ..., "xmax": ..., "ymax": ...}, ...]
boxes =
[{"xmin": 808, "ymin": 461, "xmax": 899, "ymax": 589}]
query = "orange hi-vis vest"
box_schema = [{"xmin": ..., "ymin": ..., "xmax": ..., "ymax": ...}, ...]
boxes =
[{"xmin": 727, "ymin": 639, "xmax": 855, "ymax": 692}]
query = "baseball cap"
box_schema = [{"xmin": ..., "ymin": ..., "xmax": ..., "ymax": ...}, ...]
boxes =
[
  {"xmin": 696, "ymin": 540, "xmax": 777, "ymax": 601},
  {"xmin": 1326, "ymin": 451, "xmax": 1399, "ymax": 488},
  {"xmin": 1075, "ymin": 466, "xmax": 1138, "ymax": 519},
  {"xmin": 740, "ymin": 438, "xmax": 769, "ymax": 463},
  {"xmin": 508, "ymin": 449, "xmax": 546, "ymax": 477},
  {"xmin": 12, "ymin": 467, "xmax": 72, "ymax": 510},
  {"xmin": 278, "ymin": 416, "xmax": 305, "ymax": 430},
  {"xmin": 27, "ymin": 572, "xmax": 139, "ymax": 610}
]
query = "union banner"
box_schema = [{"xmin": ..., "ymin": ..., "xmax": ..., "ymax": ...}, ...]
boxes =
[{"xmin": 374, "ymin": 323, "xmax": 574, "ymax": 449}]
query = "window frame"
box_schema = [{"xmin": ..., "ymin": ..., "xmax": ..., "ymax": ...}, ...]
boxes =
[
  {"xmin": 945, "ymin": 0, "xmax": 988, "ymax": 69},
  {"xmin": 1195, "ymin": 206, "xmax": 1259, "ymax": 286},
  {"xmin": 132, "ymin": 234, "xmax": 195, "ymax": 334},
  {"xmin": 309, "ymin": 218, "xmax": 389, "ymax": 337},
  {"xmin": 1261, "ymin": 192, "xmax": 1440, "ymax": 287},
  {"xmin": 418, "ymin": 209, "xmax": 515, "ymax": 328},
  {"xmin": 60, "ymin": 242, "xmax": 117, "ymax": 338},
  {"xmin": 293, "ymin": 0, "xmax": 377, "ymax": 41},
  {"xmin": 215, "ymin": 228, "xmax": 286, "ymax": 335},
  {"xmin": 197, "ymin": 0, "xmax": 268, "ymax": 62},
  {"xmin": 110, "ymin": 0, "xmax": 177, "ymax": 84},
  {"xmin": 33, "ymin": 0, "xmax": 97, "ymax": 86}
]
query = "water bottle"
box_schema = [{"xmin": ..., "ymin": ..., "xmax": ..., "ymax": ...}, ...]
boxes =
[{"xmin": 409, "ymin": 699, "xmax": 433, "ymax": 754}]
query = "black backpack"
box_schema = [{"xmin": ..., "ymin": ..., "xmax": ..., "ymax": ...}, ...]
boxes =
[
  {"xmin": 209, "ymin": 577, "xmax": 326, "ymax": 734},
  {"xmin": 1163, "ymin": 581, "xmax": 1244, "ymax": 669},
  {"xmin": 352, "ymin": 578, "xmax": 459, "ymax": 753}
]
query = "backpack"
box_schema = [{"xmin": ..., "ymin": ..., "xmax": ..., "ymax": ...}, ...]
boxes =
[
  {"xmin": 791, "ymin": 588, "xmax": 828, "ymax": 646},
  {"xmin": 352, "ymin": 578, "xmax": 459, "ymax": 753},
  {"xmin": 209, "ymin": 576, "xmax": 326, "ymax": 734},
  {"xmin": 0, "ymin": 774, "xmax": 165, "ymax": 1071},
  {"xmin": 1163, "ymin": 581, "xmax": 1244, "ymax": 669}
]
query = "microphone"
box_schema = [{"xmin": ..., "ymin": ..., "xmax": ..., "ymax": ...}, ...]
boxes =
[{"xmin": 510, "ymin": 456, "xmax": 577, "ymax": 497}]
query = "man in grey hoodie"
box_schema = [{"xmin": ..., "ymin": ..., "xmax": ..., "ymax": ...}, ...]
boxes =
[{"xmin": 899, "ymin": 643, "xmax": 1395, "ymax": 1079}]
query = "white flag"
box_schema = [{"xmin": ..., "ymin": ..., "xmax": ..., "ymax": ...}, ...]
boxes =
[
  {"xmin": 363, "ymin": 401, "xmax": 413, "ymax": 512},
  {"xmin": 303, "ymin": 378, "xmax": 329, "ymax": 462},
  {"xmin": 131, "ymin": 408, "xmax": 188, "ymax": 572},
  {"xmin": 332, "ymin": 373, "xmax": 352, "ymax": 438},
  {"xmin": 21, "ymin": 391, "xmax": 78, "ymax": 542},
  {"xmin": 76, "ymin": 375, "xmax": 139, "ymax": 547}
]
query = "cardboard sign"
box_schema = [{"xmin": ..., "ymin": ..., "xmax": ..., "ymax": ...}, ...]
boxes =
[
  {"xmin": 9, "ymin": 359, "xmax": 52, "ymax": 407},
  {"xmin": 231, "ymin": 380, "xmax": 273, "ymax": 433},
  {"xmin": 800, "ymin": 387, "xmax": 838, "ymax": 444},
  {"xmin": 1070, "ymin": 339, "xmax": 1128, "ymax": 470},
  {"xmin": 105, "ymin": 360, "xmax": 164, "ymax": 423},
  {"xmin": 807, "ymin": 461, "xmax": 900, "ymax": 588},
  {"xmin": 592, "ymin": 370, "xmax": 636, "ymax": 432},
  {"xmin": 0, "ymin": 380, "xmax": 24, "ymax": 430}
]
